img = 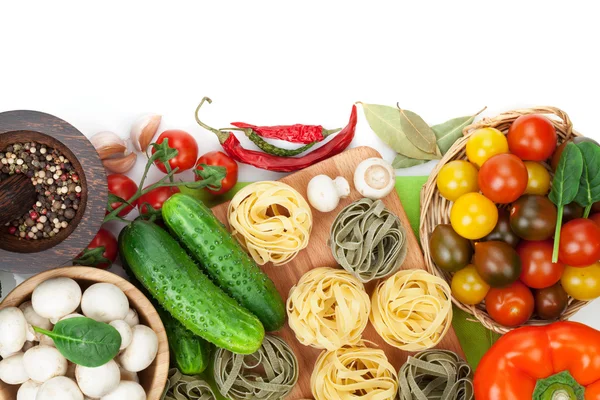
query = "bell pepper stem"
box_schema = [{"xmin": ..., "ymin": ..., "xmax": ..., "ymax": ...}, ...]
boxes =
[{"xmin": 533, "ymin": 371, "xmax": 584, "ymax": 400}]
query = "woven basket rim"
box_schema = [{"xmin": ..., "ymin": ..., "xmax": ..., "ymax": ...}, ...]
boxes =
[{"xmin": 419, "ymin": 106, "xmax": 589, "ymax": 335}]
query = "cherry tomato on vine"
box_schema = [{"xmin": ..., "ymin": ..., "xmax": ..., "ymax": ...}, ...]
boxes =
[
  {"xmin": 485, "ymin": 281, "xmax": 534, "ymax": 327},
  {"xmin": 195, "ymin": 151, "xmax": 239, "ymax": 195},
  {"xmin": 534, "ymin": 283, "xmax": 568, "ymax": 320},
  {"xmin": 107, "ymin": 174, "xmax": 138, "ymax": 217},
  {"xmin": 561, "ymin": 263, "xmax": 600, "ymax": 301},
  {"xmin": 466, "ymin": 127, "xmax": 509, "ymax": 168},
  {"xmin": 507, "ymin": 114, "xmax": 557, "ymax": 161},
  {"xmin": 517, "ymin": 240, "xmax": 565, "ymax": 289},
  {"xmin": 451, "ymin": 265, "xmax": 490, "ymax": 305},
  {"xmin": 78, "ymin": 228, "xmax": 118, "ymax": 269},
  {"xmin": 138, "ymin": 186, "xmax": 180, "ymax": 215},
  {"xmin": 558, "ymin": 218, "xmax": 600, "ymax": 266},
  {"xmin": 436, "ymin": 160, "xmax": 479, "ymax": 201},
  {"xmin": 450, "ymin": 193, "xmax": 498, "ymax": 240},
  {"xmin": 152, "ymin": 129, "xmax": 198, "ymax": 173},
  {"xmin": 478, "ymin": 154, "xmax": 528, "ymax": 204},
  {"xmin": 523, "ymin": 161, "xmax": 551, "ymax": 195}
]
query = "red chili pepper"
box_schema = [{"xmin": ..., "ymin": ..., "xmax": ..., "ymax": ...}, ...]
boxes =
[
  {"xmin": 230, "ymin": 122, "xmax": 337, "ymax": 144},
  {"xmin": 195, "ymin": 98, "xmax": 357, "ymax": 172}
]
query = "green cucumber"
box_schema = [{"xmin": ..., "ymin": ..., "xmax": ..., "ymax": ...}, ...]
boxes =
[
  {"xmin": 162, "ymin": 193, "xmax": 285, "ymax": 331},
  {"xmin": 121, "ymin": 257, "xmax": 212, "ymax": 375},
  {"xmin": 119, "ymin": 220, "xmax": 264, "ymax": 354}
]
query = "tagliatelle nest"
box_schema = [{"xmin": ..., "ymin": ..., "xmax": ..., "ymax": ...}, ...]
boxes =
[
  {"xmin": 228, "ymin": 181, "xmax": 312, "ymax": 266},
  {"xmin": 286, "ymin": 267, "xmax": 370, "ymax": 351},
  {"xmin": 419, "ymin": 106, "xmax": 589, "ymax": 334},
  {"xmin": 310, "ymin": 344, "xmax": 398, "ymax": 400},
  {"xmin": 370, "ymin": 269, "xmax": 452, "ymax": 351}
]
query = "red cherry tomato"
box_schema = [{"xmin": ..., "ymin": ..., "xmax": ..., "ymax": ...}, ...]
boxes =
[
  {"xmin": 152, "ymin": 130, "xmax": 199, "ymax": 173},
  {"xmin": 195, "ymin": 151, "xmax": 239, "ymax": 195},
  {"xmin": 559, "ymin": 218, "xmax": 600, "ymax": 267},
  {"xmin": 507, "ymin": 114, "xmax": 557, "ymax": 161},
  {"xmin": 82, "ymin": 228, "xmax": 118, "ymax": 269},
  {"xmin": 107, "ymin": 174, "xmax": 138, "ymax": 217},
  {"xmin": 485, "ymin": 281, "xmax": 534, "ymax": 327},
  {"xmin": 478, "ymin": 154, "xmax": 528, "ymax": 203},
  {"xmin": 137, "ymin": 186, "xmax": 180, "ymax": 215},
  {"xmin": 517, "ymin": 240, "xmax": 565, "ymax": 289}
]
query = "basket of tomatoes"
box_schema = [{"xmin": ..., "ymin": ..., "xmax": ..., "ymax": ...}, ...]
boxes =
[{"xmin": 420, "ymin": 106, "xmax": 600, "ymax": 334}]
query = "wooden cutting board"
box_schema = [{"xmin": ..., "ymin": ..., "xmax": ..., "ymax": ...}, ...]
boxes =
[{"xmin": 211, "ymin": 146, "xmax": 465, "ymax": 400}]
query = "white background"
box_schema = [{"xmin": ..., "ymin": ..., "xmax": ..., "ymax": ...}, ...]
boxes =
[{"xmin": 1, "ymin": 1, "xmax": 599, "ymax": 328}]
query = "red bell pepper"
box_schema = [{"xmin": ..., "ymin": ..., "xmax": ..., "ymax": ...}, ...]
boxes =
[{"xmin": 474, "ymin": 321, "xmax": 600, "ymax": 400}]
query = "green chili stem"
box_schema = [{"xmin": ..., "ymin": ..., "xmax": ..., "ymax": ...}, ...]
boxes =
[
  {"xmin": 584, "ymin": 204, "xmax": 592, "ymax": 218},
  {"xmin": 552, "ymin": 206, "xmax": 564, "ymax": 263},
  {"xmin": 195, "ymin": 97, "xmax": 230, "ymax": 144},
  {"xmin": 323, "ymin": 127, "xmax": 342, "ymax": 137}
]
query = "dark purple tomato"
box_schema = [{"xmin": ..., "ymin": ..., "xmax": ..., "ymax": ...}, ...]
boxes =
[
  {"xmin": 429, "ymin": 224, "xmax": 473, "ymax": 272},
  {"xmin": 534, "ymin": 283, "xmax": 569, "ymax": 320},
  {"xmin": 481, "ymin": 209, "xmax": 520, "ymax": 248},
  {"xmin": 563, "ymin": 202, "xmax": 584, "ymax": 223},
  {"xmin": 510, "ymin": 195, "xmax": 557, "ymax": 241},
  {"xmin": 474, "ymin": 241, "xmax": 522, "ymax": 288}
]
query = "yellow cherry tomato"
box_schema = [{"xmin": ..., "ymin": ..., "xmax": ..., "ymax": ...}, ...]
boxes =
[
  {"xmin": 451, "ymin": 264, "xmax": 490, "ymax": 304},
  {"xmin": 466, "ymin": 128, "xmax": 509, "ymax": 168},
  {"xmin": 450, "ymin": 193, "xmax": 498, "ymax": 240},
  {"xmin": 524, "ymin": 161, "xmax": 551, "ymax": 195},
  {"xmin": 436, "ymin": 160, "xmax": 479, "ymax": 201},
  {"xmin": 561, "ymin": 263, "xmax": 600, "ymax": 301}
]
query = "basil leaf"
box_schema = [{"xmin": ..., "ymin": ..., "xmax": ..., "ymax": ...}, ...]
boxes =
[
  {"xmin": 549, "ymin": 142, "xmax": 584, "ymax": 262},
  {"xmin": 574, "ymin": 142, "xmax": 600, "ymax": 216},
  {"xmin": 33, "ymin": 317, "xmax": 121, "ymax": 367},
  {"xmin": 397, "ymin": 107, "xmax": 438, "ymax": 154},
  {"xmin": 360, "ymin": 103, "xmax": 441, "ymax": 160},
  {"xmin": 392, "ymin": 154, "xmax": 428, "ymax": 169},
  {"xmin": 431, "ymin": 115, "xmax": 475, "ymax": 155}
]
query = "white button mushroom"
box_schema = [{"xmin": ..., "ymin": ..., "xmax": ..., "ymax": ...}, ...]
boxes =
[
  {"xmin": 109, "ymin": 320, "xmax": 133, "ymax": 351},
  {"xmin": 0, "ymin": 352, "xmax": 29, "ymax": 385},
  {"xmin": 66, "ymin": 362, "xmax": 77, "ymax": 379},
  {"xmin": 123, "ymin": 309, "xmax": 139, "ymax": 327},
  {"xmin": 59, "ymin": 313, "xmax": 85, "ymax": 322},
  {"xmin": 19, "ymin": 301, "xmax": 52, "ymax": 330},
  {"xmin": 306, "ymin": 175, "xmax": 350, "ymax": 212},
  {"xmin": 0, "ymin": 307, "xmax": 28, "ymax": 357},
  {"xmin": 118, "ymin": 363, "xmax": 139, "ymax": 383},
  {"xmin": 23, "ymin": 345, "xmax": 67, "ymax": 383},
  {"xmin": 101, "ymin": 380, "xmax": 146, "ymax": 400},
  {"xmin": 354, "ymin": 157, "xmax": 396, "ymax": 199},
  {"xmin": 36, "ymin": 376, "xmax": 83, "ymax": 400},
  {"xmin": 119, "ymin": 325, "xmax": 158, "ymax": 372},
  {"xmin": 76, "ymin": 359, "xmax": 121, "ymax": 398},
  {"xmin": 22, "ymin": 341, "xmax": 36, "ymax": 352},
  {"xmin": 17, "ymin": 379, "xmax": 40, "ymax": 400},
  {"xmin": 32, "ymin": 277, "xmax": 82, "ymax": 320},
  {"xmin": 81, "ymin": 283, "xmax": 129, "ymax": 323},
  {"xmin": 39, "ymin": 334, "xmax": 56, "ymax": 348}
]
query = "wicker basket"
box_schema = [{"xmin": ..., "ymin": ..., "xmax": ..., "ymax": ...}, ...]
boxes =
[{"xmin": 419, "ymin": 106, "xmax": 589, "ymax": 334}]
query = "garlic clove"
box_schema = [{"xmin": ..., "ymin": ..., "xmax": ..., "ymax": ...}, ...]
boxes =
[
  {"xmin": 103, "ymin": 152, "xmax": 137, "ymax": 174},
  {"xmin": 130, "ymin": 114, "xmax": 161, "ymax": 152},
  {"xmin": 90, "ymin": 131, "xmax": 128, "ymax": 160}
]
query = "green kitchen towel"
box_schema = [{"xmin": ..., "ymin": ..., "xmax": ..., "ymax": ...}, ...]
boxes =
[{"xmin": 182, "ymin": 176, "xmax": 498, "ymax": 369}]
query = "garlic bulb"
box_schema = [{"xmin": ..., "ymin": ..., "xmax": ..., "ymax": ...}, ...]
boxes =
[
  {"xmin": 90, "ymin": 132, "xmax": 127, "ymax": 160},
  {"xmin": 130, "ymin": 114, "xmax": 161, "ymax": 152},
  {"xmin": 103, "ymin": 152, "xmax": 137, "ymax": 174}
]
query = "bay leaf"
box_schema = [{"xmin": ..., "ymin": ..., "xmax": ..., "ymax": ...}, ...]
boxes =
[
  {"xmin": 392, "ymin": 154, "xmax": 428, "ymax": 169},
  {"xmin": 360, "ymin": 103, "xmax": 441, "ymax": 160},
  {"xmin": 398, "ymin": 107, "xmax": 438, "ymax": 154},
  {"xmin": 432, "ymin": 115, "xmax": 475, "ymax": 155}
]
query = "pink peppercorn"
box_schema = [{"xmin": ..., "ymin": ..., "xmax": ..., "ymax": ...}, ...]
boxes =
[
  {"xmin": 8, "ymin": 226, "xmax": 17, "ymax": 235},
  {"xmin": 29, "ymin": 211, "xmax": 39, "ymax": 220}
]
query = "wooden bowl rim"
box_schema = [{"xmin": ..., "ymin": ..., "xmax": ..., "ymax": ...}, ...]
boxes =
[
  {"xmin": 0, "ymin": 266, "xmax": 169, "ymax": 400},
  {"xmin": 0, "ymin": 110, "xmax": 107, "ymax": 273}
]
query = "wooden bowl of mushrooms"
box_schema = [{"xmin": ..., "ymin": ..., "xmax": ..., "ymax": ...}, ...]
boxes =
[
  {"xmin": 0, "ymin": 110, "xmax": 107, "ymax": 273},
  {"xmin": 0, "ymin": 267, "xmax": 169, "ymax": 400}
]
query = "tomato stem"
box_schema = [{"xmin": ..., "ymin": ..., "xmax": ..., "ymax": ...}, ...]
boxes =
[{"xmin": 552, "ymin": 206, "xmax": 564, "ymax": 263}]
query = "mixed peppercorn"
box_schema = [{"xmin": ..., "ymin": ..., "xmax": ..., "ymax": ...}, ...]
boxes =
[{"xmin": 0, "ymin": 142, "xmax": 83, "ymax": 239}]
